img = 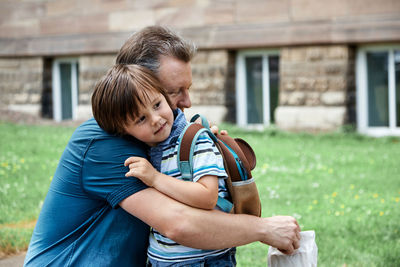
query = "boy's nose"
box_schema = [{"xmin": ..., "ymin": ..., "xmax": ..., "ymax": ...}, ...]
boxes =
[{"xmin": 151, "ymin": 114, "xmax": 161, "ymax": 125}]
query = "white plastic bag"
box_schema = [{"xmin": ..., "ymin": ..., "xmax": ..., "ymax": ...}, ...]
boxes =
[{"xmin": 268, "ymin": 230, "xmax": 318, "ymax": 267}]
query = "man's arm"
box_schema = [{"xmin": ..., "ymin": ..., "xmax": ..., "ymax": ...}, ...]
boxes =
[{"xmin": 120, "ymin": 187, "xmax": 301, "ymax": 254}]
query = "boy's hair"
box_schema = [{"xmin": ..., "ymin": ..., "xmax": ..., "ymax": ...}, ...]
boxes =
[
  {"xmin": 92, "ymin": 64, "xmax": 171, "ymax": 135},
  {"xmin": 115, "ymin": 26, "xmax": 196, "ymax": 74}
]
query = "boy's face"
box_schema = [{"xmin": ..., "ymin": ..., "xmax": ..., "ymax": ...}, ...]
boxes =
[
  {"xmin": 157, "ymin": 55, "xmax": 192, "ymax": 111},
  {"xmin": 123, "ymin": 91, "xmax": 174, "ymax": 147}
]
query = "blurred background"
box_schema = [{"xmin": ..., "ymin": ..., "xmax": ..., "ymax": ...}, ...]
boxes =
[{"xmin": 1, "ymin": 0, "xmax": 400, "ymax": 136}]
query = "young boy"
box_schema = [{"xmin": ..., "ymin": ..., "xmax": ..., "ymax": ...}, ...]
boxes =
[{"xmin": 92, "ymin": 64, "xmax": 236, "ymax": 266}]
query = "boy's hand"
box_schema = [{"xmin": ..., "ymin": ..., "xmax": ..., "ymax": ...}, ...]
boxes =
[{"xmin": 124, "ymin": 157, "xmax": 160, "ymax": 187}]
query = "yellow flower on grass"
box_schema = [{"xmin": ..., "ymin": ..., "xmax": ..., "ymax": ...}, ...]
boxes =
[
  {"xmin": 395, "ymin": 197, "xmax": 399, "ymax": 203},
  {"xmin": 379, "ymin": 211, "xmax": 384, "ymax": 216},
  {"xmin": 308, "ymin": 205, "xmax": 313, "ymax": 210},
  {"xmin": 332, "ymin": 192, "xmax": 337, "ymax": 198},
  {"xmin": 381, "ymin": 199, "xmax": 385, "ymax": 204},
  {"xmin": 20, "ymin": 158, "xmax": 25, "ymax": 163},
  {"xmin": 313, "ymin": 200, "xmax": 318, "ymax": 205},
  {"xmin": 340, "ymin": 204, "xmax": 345, "ymax": 209},
  {"xmin": 1, "ymin": 162, "xmax": 8, "ymax": 168},
  {"xmin": 354, "ymin": 194, "xmax": 359, "ymax": 200},
  {"xmin": 262, "ymin": 163, "xmax": 268, "ymax": 170},
  {"xmin": 373, "ymin": 193, "xmax": 379, "ymax": 198},
  {"xmin": 350, "ymin": 184, "xmax": 355, "ymax": 190}
]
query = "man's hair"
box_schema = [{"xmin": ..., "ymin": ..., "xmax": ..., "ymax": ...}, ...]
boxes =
[
  {"xmin": 92, "ymin": 64, "xmax": 171, "ymax": 136},
  {"xmin": 115, "ymin": 25, "xmax": 196, "ymax": 74}
]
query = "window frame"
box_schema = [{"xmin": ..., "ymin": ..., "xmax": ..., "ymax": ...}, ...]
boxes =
[
  {"xmin": 236, "ymin": 49, "xmax": 280, "ymax": 127},
  {"xmin": 52, "ymin": 58, "xmax": 79, "ymax": 121},
  {"xmin": 356, "ymin": 45, "xmax": 400, "ymax": 136}
]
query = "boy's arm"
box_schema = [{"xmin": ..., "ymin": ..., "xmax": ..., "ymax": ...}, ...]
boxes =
[
  {"xmin": 119, "ymin": 187, "xmax": 301, "ymax": 253},
  {"xmin": 125, "ymin": 156, "xmax": 218, "ymax": 210}
]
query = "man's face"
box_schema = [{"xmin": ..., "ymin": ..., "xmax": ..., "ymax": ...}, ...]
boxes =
[{"xmin": 157, "ymin": 56, "xmax": 192, "ymax": 111}]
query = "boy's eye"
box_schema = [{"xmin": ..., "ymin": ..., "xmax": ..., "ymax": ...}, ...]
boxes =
[
  {"xmin": 154, "ymin": 101, "xmax": 161, "ymax": 109},
  {"xmin": 136, "ymin": 116, "xmax": 146, "ymax": 124}
]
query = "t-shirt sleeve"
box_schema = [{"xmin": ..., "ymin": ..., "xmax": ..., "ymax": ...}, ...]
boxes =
[
  {"xmin": 191, "ymin": 132, "xmax": 228, "ymax": 182},
  {"xmin": 81, "ymin": 136, "xmax": 148, "ymax": 208}
]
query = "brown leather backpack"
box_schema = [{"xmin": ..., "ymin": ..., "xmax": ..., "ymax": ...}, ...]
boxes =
[{"xmin": 177, "ymin": 114, "xmax": 261, "ymax": 217}]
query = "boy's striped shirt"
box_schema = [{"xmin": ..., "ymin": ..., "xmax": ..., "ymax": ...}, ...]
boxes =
[{"xmin": 148, "ymin": 132, "xmax": 230, "ymax": 263}]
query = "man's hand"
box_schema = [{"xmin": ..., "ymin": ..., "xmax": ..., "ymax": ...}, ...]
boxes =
[
  {"xmin": 192, "ymin": 115, "xmax": 228, "ymax": 136},
  {"xmin": 210, "ymin": 125, "xmax": 228, "ymax": 136},
  {"xmin": 124, "ymin": 157, "xmax": 160, "ymax": 187},
  {"xmin": 261, "ymin": 216, "xmax": 301, "ymax": 255}
]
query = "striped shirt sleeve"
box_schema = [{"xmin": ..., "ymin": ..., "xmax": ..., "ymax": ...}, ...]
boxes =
[{"xmin": 191, "ymin": 132, "xmax": 228, "ymax": 183}]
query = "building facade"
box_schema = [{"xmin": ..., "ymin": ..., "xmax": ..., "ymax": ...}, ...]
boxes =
[{"xmin": 1, "ymin": 0, "xmax": 399, "ymax": 135}]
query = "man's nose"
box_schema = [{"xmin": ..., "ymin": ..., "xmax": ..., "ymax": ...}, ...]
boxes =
[{"xmin": 178, "ymin": 90, "xmax": 191, "ymax": 110}]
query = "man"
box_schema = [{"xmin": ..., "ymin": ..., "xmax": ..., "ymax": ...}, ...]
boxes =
[
  {"xmin": 116, "ymin": 25, "xmax": 300, "ymax": 259},
  {"xmin": 24, "ymin": 26, "xmax": 300, "ymax": 266}
]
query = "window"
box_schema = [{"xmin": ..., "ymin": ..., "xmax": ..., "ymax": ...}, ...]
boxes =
[
  {"xmin": 357, "ymin": 46, "xmax": 400, "ymax": 136},
  {"xmin": 52, "ymin": 59, "xmax": 79, "ymax": 121},
  {"xmin": 236, "ymin": 50, "xmax": 279, "ymax": 127}
]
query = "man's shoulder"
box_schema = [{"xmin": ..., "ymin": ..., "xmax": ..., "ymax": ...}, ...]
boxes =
[
  {"xmin": 70, "ymin": 118, "xmax": 148, "ymax": 158},
  {"xmin": 73, "ymin": 118, "xmax": 143, "ymax": 146},
  {"xmin": 73, "ymin": 118, "xmax": 109, "ymax": 139}
]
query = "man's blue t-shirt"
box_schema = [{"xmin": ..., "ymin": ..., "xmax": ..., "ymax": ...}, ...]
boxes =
[{"xmin": 24, "ymin": 118, "xmax": 149, "ymax": 266}]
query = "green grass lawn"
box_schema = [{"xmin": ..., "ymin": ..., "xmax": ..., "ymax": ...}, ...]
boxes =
[{"xmin": 0, "ymin": 122, "xmax": 399, "ymax": 266}]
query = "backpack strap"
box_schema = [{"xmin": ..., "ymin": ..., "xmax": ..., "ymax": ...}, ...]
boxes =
[
  {"xmin": 216, "ymin": 197, "xmax": 234, "ymax": 214},
  {"xmin": 189, "ymin": 114, "xmax": 210, "ymax": 128},
  {"xmin": 177, "ymin": 115, "xmax": 233, "ymax": 213},
  {"xmin": 177, "ymin": 123, "xmax": 205, "ymax": 181},
  {"xmin": 177, "ymin": 122, "xmax": 218, "ymax": 180},
  {"xmin": 215, "ymin": 135, "xmax": 252, "ymax": 182}
]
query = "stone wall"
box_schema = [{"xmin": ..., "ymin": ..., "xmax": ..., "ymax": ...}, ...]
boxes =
[
  {"xmin": 0, "ymin": 47, "xmax": 357, "ymax": 131},
  {"xmin": 77, "ymin": 55, "xmax": 116, "ymax": 119},
  {"xmin": 0, "ymin": 51, "xmax": 233, "ymax": 123},
  {"xmin": 0, "ymin": 55, "xmax": 116, "ymax": 120},
  {"xmin": 1, "ymin": 0, "xmax": 399, "ymax": 56},
  {"xmin": 276, "ymin": 45, "xmax": 355, "ymax": 132},
  {"xmin": 0, "ymin": 57, "xmax": 43, "ymax": 116},
  {"xmin": 186, "ymin": 50, "xmax": 235, "ymax": 124}
]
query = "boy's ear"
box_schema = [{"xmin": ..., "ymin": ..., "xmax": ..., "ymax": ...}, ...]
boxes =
[{"xmin": 234, "ymin": 138, "xmax": 256, "ymax": 170}]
